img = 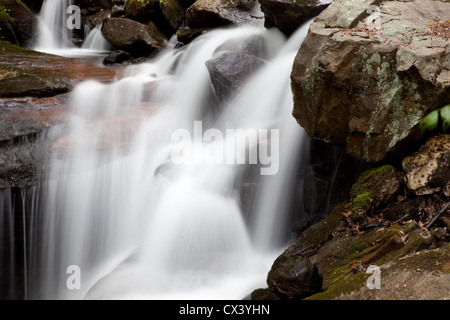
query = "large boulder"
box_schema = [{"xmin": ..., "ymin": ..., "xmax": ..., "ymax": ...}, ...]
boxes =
[
  {"xmin": 186, "ymin": 0, "xmax": 259, "ymax": 28},
  {"xmin": 291, "ymin": 0, "xmax": 450, "ymax": 163},
  {"xmin": 258, "ymin": 0, "xmax": 331, "ymax": 36},
  {"xmin": 101, "ymin": 17, "xmax": 166, "ymax": 57}
]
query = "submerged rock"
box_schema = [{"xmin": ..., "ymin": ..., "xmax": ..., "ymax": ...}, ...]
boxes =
[{"xmin": 291, "ymin": 0, "xmax": 450, "ymax": 162}]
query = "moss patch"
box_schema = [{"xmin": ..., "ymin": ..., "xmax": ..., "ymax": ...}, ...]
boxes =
[{"xmin": 350, "ymin": 165, "xmax": 395, "ymax": 197}]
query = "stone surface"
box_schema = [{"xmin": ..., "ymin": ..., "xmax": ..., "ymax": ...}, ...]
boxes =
[
  {"xmin": 258, "ymin": 0, "xmax": 331, "ymax": 36},
  {"xmin": 101, "ymin": 17, "xmax": 166, "ymax": 57},
  {"xmin": 267, "ymin": 255, "xmax": 322, "ymax": 298},
  {"xmin": 205, "ymin": 51, "xmax": 265, "ymax": 103},
  {"xmin": 291, "ymin": 0, "xmax": 450, "ymax": 162},
  {"xmin": 402, "ymin": 134, "xmax": 450, "ymax": 196},
  {"xmin": 186, "ymin": 0, "xmax": 259, "ymax": 28}
]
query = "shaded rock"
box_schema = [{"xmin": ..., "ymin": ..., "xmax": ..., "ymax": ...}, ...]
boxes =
[
  {"xmin": 349, "ymin": 165, "xmax": 403, "ymax": 213},
  {"xmin": 176, "ymin": 26, "xmax": 208, "ymax": 45},
  {"xmin": 186, "ymin": 0, "xmax": 259, "ymax": 28},
  {"xmin": 0, "ymin": 0, "xmax": 37, "ymax": 45},
  {"xmin": 103, "ymin": 49, "xmax": 132, "ymax": 64},
  {"xmin": 402, "ymin": 134, "xmax": 450, "ymax": 196},
  {"xmin": 267, "ymin": 255, "xmax": 322, "ymax": 298},
  {"xmin": 291, "ymin": 0, "xmax": 450, "ymax": 162},
  {"xmin": 159, "ymin": 0, "xmax": 185, "ymax": 33},
  {"xmin": 381, "ymin": 197, "xmax": 426, "ymax": 221},
  {"xmin": 85, "ymin": 8, "xmax": 111, "ymax": 29},
  {"xmin": 124, "ymin": 0, "xmax": 156, "ymax": 19},
  {"xmin": 250, "ymin": 287, "xmax": 285, "ymax": 300},
  {"xmin": 205, "ymin": 51, "xmax": 265, "ymax": 103},
  {"xmin": 21, "ymin": 0, "xmax": 43, "ymax": 13},
  {"xmin": 258, "ymin": 0, "xmax": 331, "ymax": 36},
  {"xmin": 101, "ymin": 17, "xmax": 166, "ymax": 57}
]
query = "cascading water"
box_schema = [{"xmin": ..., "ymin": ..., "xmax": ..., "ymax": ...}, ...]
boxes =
[
  {"xmin": 33, "ymin": 0, "xmax": 110, "ymax": 56},
  {"xmin": 34, "ymin": 0, "xmax": 75, "ymax": 51},
  {"xmin": 32, "ymin": 20, "xmax": 313, "ymax": 299}
]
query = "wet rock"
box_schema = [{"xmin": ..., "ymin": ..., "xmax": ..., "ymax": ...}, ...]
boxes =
[
  {"xmin": 267, "ymin": 255, "xmax": 322, "ymax": 298},
  {"xmin": 205, "ymin": 52, "xmax": 265, "ymax": 103},
  {"xmin": 186, "ymin": 0, "xmax": 259, "ymax": 28},
  {"xmin": 101, "ymin": 17, "xmax": 166, "ymax": 57},
  {"xmin": 176, "ymin": 27, "xmax": 209, "ymax": 45},
  {"xmin": 402, "ymin": 134, "xmax": 450, "ymax": 196},
  {"xmin": 213, "ymin": 34, "xmax": 267, "ymax": 59},
  {"xmin": 291, "ymin": 0, "xmax": 450, "ymax": 162},
  {"xmin": 258, "ymin": 0, "xmax": 331, "ymax": 36},
  {"xmin": 103, "ymin": 50, "xmax": 132, "ymax": 65}
]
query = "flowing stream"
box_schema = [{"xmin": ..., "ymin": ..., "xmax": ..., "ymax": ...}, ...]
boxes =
[{"xmin": 22, "ymin": 0, "xmax": 315, "ymax": 300}]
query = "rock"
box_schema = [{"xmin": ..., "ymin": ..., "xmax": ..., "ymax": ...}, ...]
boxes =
[
  {"xmin": 381, "ymin": 197, "xmax": 426, "ymax": 221},
  {"xmin": 0, "ymin": 41, "xmax": 118, "ymax": 188},
  {"xmin": 159, "ymin": 0, "xmax": 185, "ymax": 34},
  {"xmin": 250, "ymin": 287, "xmax": 285, "ymax": 300},
  {"xmin": 291, "ymin": 0, "xmax": 450, "ymax": 162},
  {"xmin": 258, "ymin": 0, "xmax": 331, "ymax": 36},
  {"xmin": 402, "ymin": 134, "xmax": 450, "ymax": 196},
  {"xmin": 267, "ymin": 255, "xmax": 322, "ymax": 298},
  {"xmin": 85, "ymin": 8, "xmax": 112, "ymax": 29},
  {"xmin": 176, "ymin": 26, "xmax": 209, "ymax": 45},
  {"xmin": 186, "ymin": 0, "xmax": 259, "ymax": 29},
  {"xmin": 213, "ymin": 34, "xmax": 267, "ymax": 59},
  {"xmin": 96, "ymin": 0, "xmax": 115, "ymax": 8},
  {"xmin": 205, "ymin": 52, "xmax": 265, "ymax": 103},
  {"xmin": 103, "ymin": 50, "xmax": 132, "ymax": 64},
  {"xmin": 349, "ymin": 165, "xmax": 402, "ymax": 213},
  {"xmin": 101, "ymin": 17, "xmax": 166, "ymax": 57},
  {"xmin": 21, "ymin": 0, "xmax": 43, "ymax": 13},
  {"xmin": 124, "ymin": 0, "xmax": 156, "ymax": 19},
  {"xmin": 0, "ymin": 0, "xmax": 37, "ymax": 45}
]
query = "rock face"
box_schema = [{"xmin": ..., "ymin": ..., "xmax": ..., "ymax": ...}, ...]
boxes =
[
  {"xmin": 101, "ymin": 17, "xmax": 166, "ymax": 57},
  {"xmin": 258, "ymin": 0, "xmax": 331, "ymax": 36},
  {"xmin": 291, "ymin": 0, "xmax": 450, "ymax": 162},
  {"xmin": 402, "ymin": 134, "xmax": 450, "ymax": 196},
  {"xmin": 186, "ymin": 0, "xmax": 259, "ymax": 28}
]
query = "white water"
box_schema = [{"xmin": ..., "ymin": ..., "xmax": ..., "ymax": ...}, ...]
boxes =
[
  {"xmin": 38, "ymin": 22, "xmax": 312, "ymax": 299},
  {"xmin": 34, "ymin": 0, "xmax": 110, "ymax": 57}
]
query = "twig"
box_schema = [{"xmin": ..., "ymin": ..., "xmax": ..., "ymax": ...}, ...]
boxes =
[{"xmin": 426, "ymin": 201, "xmax": 450, "ymax": 229}]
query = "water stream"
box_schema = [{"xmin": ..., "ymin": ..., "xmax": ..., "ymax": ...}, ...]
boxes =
[{"xmin": 11, "ymin": 0, "xmax": 318, "ymax": 300}]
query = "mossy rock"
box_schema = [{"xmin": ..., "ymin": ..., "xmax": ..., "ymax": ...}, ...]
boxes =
[{"xmin": 349, "ymin": 165, "xmax": 402, "ymax": 217}]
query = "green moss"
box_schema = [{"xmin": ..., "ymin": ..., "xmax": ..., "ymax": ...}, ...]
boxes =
[
  {"xmin": 306, "ymin": 272, "xmax": 368, "ymax": 300},
  {"xmin": 352, "ymin": 191, "xmax": 372, "ymax": 212},
  {"xmin": 0, "ymin": 40, "xmax": 36, "ymax": 54},
  {"xmin": 350, "ymin": 165, "xmax": 395, "ymax": 197}
]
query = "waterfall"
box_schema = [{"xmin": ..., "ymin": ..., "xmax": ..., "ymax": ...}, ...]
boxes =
[
  {"xmin": 34, "ymin": 0, "xmax": 75, "ymax": 51},
  {"xmin": 82, "ymin": 26, "xmax": 111, "ymax": 51},
  {"xmin": 34, "ymin": 21, "xmax": 313, "ymax": 299}
]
